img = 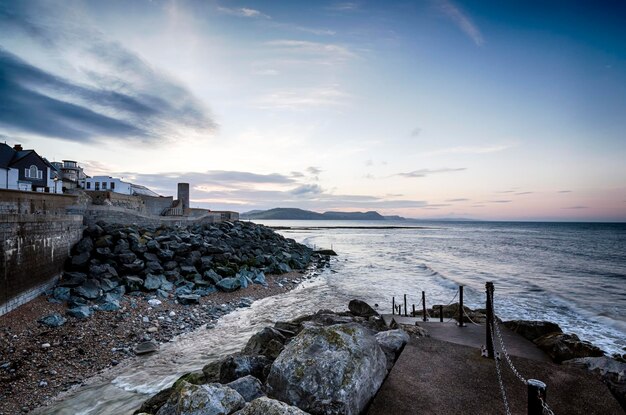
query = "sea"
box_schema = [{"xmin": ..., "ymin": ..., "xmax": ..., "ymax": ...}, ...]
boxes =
[{"xmin": 38, "ymin": 220, "xmax": 626, "ymax": 415}]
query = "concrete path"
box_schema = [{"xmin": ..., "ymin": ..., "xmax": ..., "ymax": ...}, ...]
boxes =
[{"xmin": 368, "ymin": 337, "xmax": 623, "ymax": 415}]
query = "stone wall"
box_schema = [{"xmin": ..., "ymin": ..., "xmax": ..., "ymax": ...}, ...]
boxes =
[
  {"xmin": 0, "ymin": 189, "xmax": 78, "ymax": 214},
  {"xmin": 89, "ymin": 191, "xmax": 145, "ymax": 211},
  {"xmin": 81, "ymin": 205, "xmax": 219, "ymax": 228},
  {"xmin": 139, "ymin": 194, "xmax": 174, "ymax": 215},
  {"xmin": 0, "ymin": 213, "xmax": 83, "ymax": 315}
]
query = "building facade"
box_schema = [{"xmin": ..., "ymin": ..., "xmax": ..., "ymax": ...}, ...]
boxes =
[
  {"xmin": 50, "ymin": 160, "xmax": 87, "ymax": 191},
  {"xmin": 0, "ymin": 143, "xmax": 60, "ymax": 193}
]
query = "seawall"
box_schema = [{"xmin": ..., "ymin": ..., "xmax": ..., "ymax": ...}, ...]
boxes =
[{"xmin": 0, "ymin": 213, "xmax": 83, "ymax": 315}]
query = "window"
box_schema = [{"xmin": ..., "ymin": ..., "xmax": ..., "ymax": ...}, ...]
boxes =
[
  {"xmin": 110, "ymin": 182, "xmax": 115, "ymax": 190},
  {"xmin": 86, "ymin": 182, "xmax": 91, "ymax": 189},
  {"xmin": 25, "ymin": 165, "xmax": 43, "ymax": 180},
  {"xmin": 95, "ymin": 182, "xmax": 100, "ymax": 190},
  {"xmin": 102, "ymin": 182, "xmax": 107, "ymax": 190}
]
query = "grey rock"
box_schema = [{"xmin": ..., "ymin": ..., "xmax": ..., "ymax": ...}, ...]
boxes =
[
  {"xmin": 52, "ymin": 287, "xmax": 72, "ymax": 302},
  {"xmin": 70, "ymin": 252, "xmax": 90, "ymax": 269},
  {"xmin": 144, "ymin": 274, "xmax": 163, "ymax": 291},
  {"xmin": 216, "ymin": 278, "xmax": 241, "ymax": 293},
  {"xmin": 534, "ymin": 332, "xmax": 605, "ymax": 363},
  {"xmin": 135, "ymin": 340, "xmax": 159, "ymax": 355},
  {"xmin": 348, "ymin": 299, "xmax": 379, "ymax": 317},
  {"xmin": 266, "ymin": 323, "xmax": 388, "ymax": 415},
  {"xmin": 74, "ymin": 236, "xmax": 93, "ymax": 254},
  {"xmin": 38, "ymin": 313, "xmax": 67, "ymax": 327},
  {"xmin": 100, "ymin": 278, "xmax": 119, "ymax": 292},
  {"xmin": 375, "ymin": 329, "xmax": 409, "ymax": 370},
  {"xmin": 125, "ymin": 275, "xmax": 145, "ymax": 292},
  {"xmin": 156, "ymin": 381, "xmax": 245, "ymax": 415},
  {"xmin": 74, "ymin": 279, "xmax": 102, "ymax": 299},
  {"xmin": 67, "ymin": 306, "xmax": 93, "ymax": 319},
  {"xmin": 121, "ymin": 259, "xmax": 145, "ymax": 273},
  {"xmin": 242, "ymin": 327, "xmax": 286, "ymax": 359},
  {"xmin": 118, "ymin": 252, "xmax": 138, "ymax": 264},
  {"xmin": 233, "ymin": 397, "xmax": 310, "ymax": 415},
  {"xmin": 226, "ymin": 375, "xmax": 264, "ymax": 402},
  {"xmin": 204, "ymin": 270, "xmax": 222, "ymax": 285},
  {"xmin": 503, "ymin": 320, "xmax": 563, "ymax": 341},
  {"xmin": 177, "ymin": 294, "xmax": 201, "ymax": 305},
  {"xmin": 59, "ymin": 272, "xmax": 86, "ymax": 287},
  {"xmin": 220, "ymin": 355, "xmax": 273, "ymax": 383}
]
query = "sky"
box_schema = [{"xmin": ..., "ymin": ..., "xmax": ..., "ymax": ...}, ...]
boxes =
[{"xmin": 1, "ymin": 0, "xmax": 625, "ymax": 221}]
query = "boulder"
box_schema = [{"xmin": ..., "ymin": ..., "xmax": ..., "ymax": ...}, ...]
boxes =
[
  {"xmin": 70, "ymin": 252, "xmax": 91, "ymax": 269},
  {"xmin": 156, "ymin": 381, "xmax": 245, "ymax": 415},
  {"xmin": 144, "ymin": 273, "xmax": 163, "ymax": 291},
  {"xmin": 375, "ymin": 329, "xmax": 409, "ymax": 370},
  {"xmin": 59, "ymin": 272, "xmax": 86, "ymax": 287},
  {"xmin": 67, "ymin": 305, "xmax": 93, "ymax": 319},
  {"xmin": 100, "ymin": 278, "xmax": 119, "ymax": 292},
  {"xmin": 234, "ymin": 397, "xmax": 310, "ymax": 415},
  {"xmin": 226, "ymin": 375, "xmax": 264, "ymax": 402},
  {"xmin": 220, "ymin": 355, "xmax": 273, "ymax": 384},
  {"xmin": 125, "ymin": 275, "xmax": 145, "ymax": 292},
  {"xmin": 52, "ymin": 287, "xmax": 72, "ymax": 302},
  {"xmin": 534, "ymin": 332, "xmax": 605, "ymax": 363},
  {"xmin": 266, "ymin": 323, "xmax": 388, "ymax": 415},
  {"xmin": 133, "ymin": 387, "xmax": 173, "ymax": 415},
  {"xmin": 252, "ymin": 271, "xmax": 266, "ymax": 285},
  {"xmin": 121, "ymin": 259, "xmax": 145, "ymax": 273},
  {"xmin": 177, "ymin": 294, "xmax": 201, "ymax": 305},
  {"xmin": 242, "ymin": 328, "xmax": 286, "ymax": 359},
  {"xmin": 348, "ymin": 299, "xmax": 378, "ymax": 317},
  {"xmin": 204, "ymin": 270, "xmax": 222, "ymax": 285},
  {"xmin": 135, "ymin": 340, "xmax": 159, "ymax": 355},
  {"xmin": 217, "ymin": 278, "xmax": 241, "ymax": 293},
  {"xmin": 38, "ymin": 313, "xmax": 67, "ymax": 327},
  {"xmin": 563, "ymin": 356, "xmax": 626, "ymax": 409},
  {"xmin": 503, "ymin": 320, "xmax": 562, "ymax": 342},
  {"xmin": 74, "ymin": 279, "xmax": 102, "ymax": 299},
  {"xmin": 74, "ymin": 236, "xmax": 94, "ymax": 254}
]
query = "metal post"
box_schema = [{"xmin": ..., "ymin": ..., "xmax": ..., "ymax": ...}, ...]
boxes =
[
  {"xmin": 486, "ymin": 282, "xmax": 494, "ymax": 358},
  {"xmin": 392, "ymin": 297, "xmax": 395, "ymax": 315},
  {"xmin": 404, "ymin": 294, "xmax": 408, "ymax": 317},
  {"xmin": 439, "ymin": 305, "xmax": 443, "ymax": 322},
  {"xmin": 422, "ymin": 291, "xmax": 427, "ymax": 322},
  {"xmin": 527, "ymin": 379, "xmax": 547, "ymax": 415},
  {"xmin": 458, "ymin": 285, "xmax": 465, "ymax": 327}
]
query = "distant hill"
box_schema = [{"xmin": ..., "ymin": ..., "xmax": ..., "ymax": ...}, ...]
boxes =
[{"xmin": 241, "ymin": 208, "xmax": 402, "ymax": 221}]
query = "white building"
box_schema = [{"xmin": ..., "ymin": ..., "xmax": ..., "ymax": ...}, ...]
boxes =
[
  {"xmin": 84, "ymin": 176, "xmax": 160, "ymax": 197},
  {"xmin": 0, "ymin": 143, "xmax": 61, "ymax": 193}
]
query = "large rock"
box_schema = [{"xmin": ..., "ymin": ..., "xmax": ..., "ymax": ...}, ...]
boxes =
[
  {"xmin": 38, "ymin": 313, "xmax": 67, "ymax": 327},
  {"xmin": 135, "ymin": 340, "xmax": 159, "ymax": 355},
  {"xmin": 534, "ymin": 332, "xmax": 605, "ymax": 363},
  {"xmin": 266, "ymin": 323, "xmax": 388, "ymax": 415},
  {"xmin": 67, "ymin": 305, "xmax": 93, "ymax": 319},
  {"xmin": 375, "ymin": 329, "xmax": 409, "ymax": 370},
  {"xmin": 503, "ymin": 320, "xmax": 562, "ymax": 342},
  {"xmin": 144, "ymin": 273, "xmax": 163, "ymax": 291},
  {"xmin": 226, "ymin": 375, "xmax": 264, "ymax": 402},
  {"xmin": 134, "ymin": 387, "xmax": 173, "ymax": 415},
  {"xmin": 234, "ymin": 397, "xmax": 310, "ymax": 415},
  {"xmin": 156, "ymin": 381, "xmax": 245, "ymax": 415},
  {"xmin": 74, "ymin": 279, "xmax": 102, "ymax": 299},
  {"xmin": 242, "ymin": 328, "xmax": 286, "ymax": 359},
  {"xmin": 348, "ymin": 299, "xmax": 378, "ymax": 317},
  {"xmin": 220, "ymin": 355, "xmax": 273, "ymax": 384},
  {"xmin": 217, "ymin": 278, "xmax": 241, "ymax": 293}
]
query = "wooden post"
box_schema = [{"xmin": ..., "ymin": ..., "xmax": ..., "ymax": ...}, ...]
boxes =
[
  {"xmin": 527, "ymin": 379, "xmax": 547, "ymax": 415},
  {"xmin": 392, "ymin": 297, "xmax": 395, "ymax": 315},
  {"xmin": 458, "ymin": 285, "xmax": 465, "ymax": 327},
  {"xmin": 404, "ymin": 294, "xmax": 408, "ymax": 317},
  {"xmin": 412, "ymin": 304, "xmax": 416, "ymax": 317},
  {"xmin": 421, "ymin": 291, "xmax": 427, "ymax": 322},
  {"xmin": 439, "ymin": 305, "xmax": 443, "ymax": 322},
  {"xmin": 486, "ymin": 282, "xmax": 494, "ymax": 358}
]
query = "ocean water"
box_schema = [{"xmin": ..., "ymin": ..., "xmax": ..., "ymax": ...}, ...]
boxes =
[
  {"xmin": 260, "ymin": 220, "xmax": 626, "ymax": 355},
  {"xmin": 38, "ymin": 220, "xmax": 625, "ymax": 414}
]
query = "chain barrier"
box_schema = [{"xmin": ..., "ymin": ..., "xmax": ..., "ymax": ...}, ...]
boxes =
[
  {"xmin": 539, "ymin": 396, "xmax": 555, "ymax": 415},
  {"xmin": 462, "ymin": 307, "xmax": 481, "ymax": 326},
  {"xmin": 489, "ymin": 291, "xmax": 527, "ymax": 385},
  {"xmin": 490, "ymin": 321, "xmax": 512, "ymax": 415}
]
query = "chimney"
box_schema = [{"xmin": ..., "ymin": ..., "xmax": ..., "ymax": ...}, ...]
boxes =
[
  {"xmin": 13, "ymin": 144, "xmax": 23, "ymax": 151},
  {"xmin": 177, "ymin": 183, "xmax": 190, "ymax": 215}
]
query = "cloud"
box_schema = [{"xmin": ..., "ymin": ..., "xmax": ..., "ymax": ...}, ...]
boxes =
[
  {"xmin": 445, "ymin": 198, "xmax": 469, "ymax": 202},
  {"xmin": 557, "ymin": 190, "xmax": 572, "ymax": 193},
  {"xmin": 365, "ymin": 159, "xmax": 374, "ymax": 167},
  {"xmin": 397, "ymin": 168, "xmax": 466, "ymax": 178},
  {"xmin": 289, "ymin": 184, "xmax": 323, "ymax": 195},
  {"xmin": 495, "ymin": 190, "xmax": 515, "ymax": 194},
  {"xmin": 436, "ymin": 0, "xmax": 484, "ymax": 46},
  {"xmin": 327, "ymin": 2, "xmax": 360, "ymax": 11},
  {"xmin": 410, "ymin": 128, "xmax": 422, "ymax": 137},
  {"xmin": 217, "ymin": 6, "xmax": 270, "ymax": 19},
  {"xmin": 563, "ymin": 206, "xmax": 588, "ymax": 209},
  {"xmin": 256, "ymin": 85, "xmax": 350, "ymax": 109},
  {"xmin": 421, "ymin": 144, "xmax": 511, "ymax": 156},
  {"xmin": 515, "ymin": 192, "xmax": 534, "ymax": 195},
  {"xmin": 0, "ymin": 5, "xmax": 215, "ymax": 144},
  {"xmin": 266, "ymin": 40, "xmax": 357, "ymax": 60},
  {"xmin": 487, "ymin": 200, "xmax": 512, "ymax": 203}
]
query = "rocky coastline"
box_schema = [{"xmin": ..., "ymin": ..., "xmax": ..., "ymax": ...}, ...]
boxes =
[{"xmin": 0, "ymin": 221, "xmax": 331, "ymax": 414}]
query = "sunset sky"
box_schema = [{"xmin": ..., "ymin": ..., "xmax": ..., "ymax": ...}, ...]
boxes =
[{"xmin": 1, "ymin": 0, "xmax": 625, "ymax": 221}]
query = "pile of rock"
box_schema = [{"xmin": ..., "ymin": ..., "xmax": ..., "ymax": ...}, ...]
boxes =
[
  {"xmin": 49, "ymin": 221, "xmax": 316, "ymax": 318},
  {"xmin": 135, "ymin": 300, "xmax": 412, "ymax": 415}
]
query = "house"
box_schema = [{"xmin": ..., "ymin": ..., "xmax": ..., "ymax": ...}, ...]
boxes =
[
  {"xmin": 0, "ymin": 143, "xmax": 61, "ymax": 193},
  {"xmin": 84, "ymin": 176, "xmax": 160, "ymax": 197},
  {"xmin": 50, "ymin": 160, "xmax": 87, "ymax": 192}
]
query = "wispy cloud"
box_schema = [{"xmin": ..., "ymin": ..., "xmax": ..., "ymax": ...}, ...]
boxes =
[
  {"xmin": 327, "ymin": 2, "xmax": 360, "ymax": 12},
  {"xmin": 397, "ymin": 168, "xmax": 466, "ymax": 178},
  {"xmin": 421, "ymin": 144, "xmax": 511, "ymax": 156},
  {"xmin": 256, "ymin": 85, "xmax": 350, "ymax": 109},
  {"xmin": 515, "ymin": 191, "xmax": 534, "ymax": 195},
  {"xmin": 436, "ymin": 0, "xmax": 484, "ymax": 46},
  {"xmin": 266, "ymin": 40, "xmax": 357, "ymax": 61},
  {"xmin": 445, "ymin": 198, "xmax": 469, "ymax": 202},
  {"xmin": 0, "ymin": 4, "xmax": 215, "ymax": 144},
  {"xmin": 217, "ymin": 6, "xmax": 270, "ymax": 19},
  {"xmin": 410, "ymin": 128, "xmax": 422, "ymax": 138},
  {"xmin": 557, "ymin": 190, "xmax": 572, "ymax": 193},
  {"xmin": 563, "ymin": 205, "xmax": 588, "ymax": 209},
  {"xmin": 487, "ymin": 200, "xmax": 512, "ymax": 203}
]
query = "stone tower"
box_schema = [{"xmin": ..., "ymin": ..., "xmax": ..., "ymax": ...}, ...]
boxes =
[{"xmin": 177, "ymin": 183, "xmax": 190, "ymax": 215}]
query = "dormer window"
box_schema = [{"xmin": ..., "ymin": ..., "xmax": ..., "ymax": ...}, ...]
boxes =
[{"xmin": 25, "ymin": 165, "xmax": 43, "ymax": 179}]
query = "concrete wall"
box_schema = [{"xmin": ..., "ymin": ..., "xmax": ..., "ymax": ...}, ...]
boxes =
[
  {"xmin": 139, "ymin": 194, "xmax": 174, "ymax": 215},
  {"xmin": 0, "ymin": 213, "xmax": 83, "ymax": 315},
  {"xmin": 89, "ymin": 190, "xmax": 145, "ymax": 211},
  {"xmin": 0, "ymin": 189, "xmax": 78, "ymax": 214}
]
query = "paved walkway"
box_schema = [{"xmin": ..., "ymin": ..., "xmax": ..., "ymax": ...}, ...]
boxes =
[{"xmin": 368, "ymin": 327, "xmax": 623, "ymax": 414}]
